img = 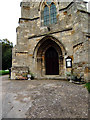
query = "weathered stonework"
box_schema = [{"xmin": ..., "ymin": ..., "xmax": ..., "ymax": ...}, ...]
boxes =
[{"xmin": 11, "ymin": 0, "xmax": 90, "ymax": 81}]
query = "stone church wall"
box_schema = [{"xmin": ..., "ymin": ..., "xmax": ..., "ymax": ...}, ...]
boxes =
[{"xmin": 11, "ymin": 0, "xmax": 90, "ymax": 81}]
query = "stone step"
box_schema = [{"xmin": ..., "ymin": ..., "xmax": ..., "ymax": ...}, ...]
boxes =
[{"xmin": 35, "ymin": 76, "xmax": 67, "ymax": 80}]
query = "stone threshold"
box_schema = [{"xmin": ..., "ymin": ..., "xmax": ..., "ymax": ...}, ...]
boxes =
[{"xmin": 35, "ymin": 76, "xmax": 67, "ymax": 80}]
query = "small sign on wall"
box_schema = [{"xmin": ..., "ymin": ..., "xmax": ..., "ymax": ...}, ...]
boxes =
[{"xmin": 66, "ymin": 56, "xmax": 72, "ymax": 68}]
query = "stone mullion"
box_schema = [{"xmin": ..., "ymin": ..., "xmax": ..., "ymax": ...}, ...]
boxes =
[{"xmin": 49, "ymin": 6, "xmax": 51, "ymax": 25}]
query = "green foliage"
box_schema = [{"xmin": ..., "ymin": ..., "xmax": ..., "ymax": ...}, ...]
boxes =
[
  {"xmin": 85, "ymin": 82, "xmax": 90, "ymax": 93},
  {"xmin": 0, "ymin": 70, "xmax": 9, "ymax": 75},
  {"xmin": 29, "ymin": 71, "xmax": 35, "ymax": 80},
  {"xmin": 66, "ymin": 72, "xmax": 72, "ymax": 77},
  {"xmin": 66, "ymin": 71, "xmax": 82, "ymax": 82},
  {"xmin": 0, "ymin": 39, "xmax": 13, "ymax": 70},
  {"xmin": 22, "ymin": 73, "xmax": 27, "ymax": 77}
]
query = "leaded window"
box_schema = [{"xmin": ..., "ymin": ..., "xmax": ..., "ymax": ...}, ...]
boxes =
[
  {"xmin": 42, "ymin": 2, "xmax": 57, "ymax": 26},
  {"xmin": 44, "ymin": 6, "xmax": 49, "ymax": 26},
  {"xmin": 50, "ymin": 3, "xmax": 57, "ymax": 24}
]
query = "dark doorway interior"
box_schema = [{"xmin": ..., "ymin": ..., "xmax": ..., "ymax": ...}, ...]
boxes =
[{"xmin": 45, "ymin": 47, "xmax": 59, "ymax": 75}]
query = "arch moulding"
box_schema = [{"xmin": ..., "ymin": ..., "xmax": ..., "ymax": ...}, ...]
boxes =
[{"xmin": 33, "ymin": 35, "xmax": 67, "ymax": 59}]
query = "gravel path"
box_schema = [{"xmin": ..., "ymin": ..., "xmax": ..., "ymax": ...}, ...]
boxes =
[{"xmin": 2, "ymin": 75, "xmax": 88, "ymax": 119}]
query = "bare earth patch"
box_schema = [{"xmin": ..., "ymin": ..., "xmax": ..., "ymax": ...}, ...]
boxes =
[{"xmin": 2, "ymin": 75, "xmax": 88, "ymax": 118}]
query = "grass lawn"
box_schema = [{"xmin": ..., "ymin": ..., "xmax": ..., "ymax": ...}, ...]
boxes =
[
  {"xmin": 85, "ymin": 82, "xmax": 90, "ymax": 93},
  {"xmin": 0, "ymin": 70, "xmax": 9, "ymax": 76}
]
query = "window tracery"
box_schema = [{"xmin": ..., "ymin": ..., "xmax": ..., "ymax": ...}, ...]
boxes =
[{"xmin": 41, "ymin": 1, "xmax": 57, "ymax": 26}]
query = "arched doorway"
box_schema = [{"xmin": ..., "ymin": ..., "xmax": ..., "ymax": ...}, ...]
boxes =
[
  {"xmin": 33, "ymin": 36, "xmax": 66, "ymax": 77},
  {"xmin": 45, "ymin": 47, "xmax": 59, "ymax": 75}
]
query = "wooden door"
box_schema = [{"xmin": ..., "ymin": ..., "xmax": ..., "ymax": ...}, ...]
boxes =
[{"xmin": 45, "ymin": 47, "xmax": 59, "ymax": 75}]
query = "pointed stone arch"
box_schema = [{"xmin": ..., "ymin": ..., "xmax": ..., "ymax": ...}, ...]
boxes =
[
  {"xmin": 33, "ymin": 35, "xmax": 67, "ymax": 77},
  {"xmin": 33, "ymin": 35, "xmax": 67, "ymax": 58}
]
